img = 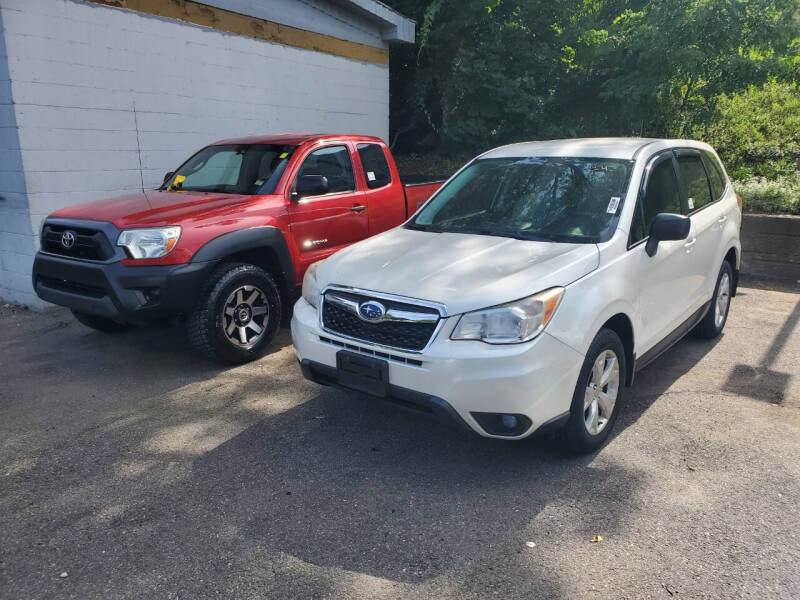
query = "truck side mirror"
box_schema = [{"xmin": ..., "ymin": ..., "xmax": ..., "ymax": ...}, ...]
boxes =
[
  {"xmin": 645, "ymin": 213, "xmax": 691, "ymax": 257},
  {"xmin": 293, "ymin": 175, "xmax": 329, "ymax": 200}
]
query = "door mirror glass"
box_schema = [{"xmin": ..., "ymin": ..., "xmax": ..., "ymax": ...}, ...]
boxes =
[
  {"xmin": 645, "ymin": 213, "xmax": 691, "ymax": 257},
  {"xmin": 294, "ymin": 175, "xmax": 329, "ymax": 200}
]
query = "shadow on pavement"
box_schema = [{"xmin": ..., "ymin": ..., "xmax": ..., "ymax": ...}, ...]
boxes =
[
  {"xmin": 721, "ymin": 297, "xmax": 800, "ymax": 404},
  {"xmin": 0, "ymin": 302, "xmax": 762, "ymax": 598}
]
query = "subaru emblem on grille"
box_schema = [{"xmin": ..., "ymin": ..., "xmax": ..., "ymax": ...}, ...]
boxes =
[
  {"xmin": 358, "ymin": 300, "xmax": 386, "ymax": 322},
  {"xmin": 60, "ymin": 230, "xmax": 76, "ymax": 249}
]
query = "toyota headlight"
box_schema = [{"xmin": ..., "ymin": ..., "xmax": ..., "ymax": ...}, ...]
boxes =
[
  {"xmin": 117, "ymin": 227, "xmax": 181, "ymax": 259},
  {"xmin": 302, "ymin": 261, "xmax": 321, "ymax": 309},
  {"xmin": 451, "ymin": 287, "xmax": 564, "ymax": 344}
]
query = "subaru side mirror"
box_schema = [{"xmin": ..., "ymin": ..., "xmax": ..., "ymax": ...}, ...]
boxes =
[
  {"xmin": 293, "ymin": 175, "xmax": 329, "ymax": 201},
  {"xmin": 645, "ymin": 213, "xmax": 690, "ymax": 257}
]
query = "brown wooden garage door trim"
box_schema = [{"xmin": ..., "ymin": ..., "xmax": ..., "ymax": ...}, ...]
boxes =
[{"xmin": 88, "ymin": 0, "xmax": 390, "ymax": 65}]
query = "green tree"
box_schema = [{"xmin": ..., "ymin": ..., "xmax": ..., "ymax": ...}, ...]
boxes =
[
  {"xmin": 387, "ymin": 0, "xmax": 800, "ymax": 155},
  {"xmin": 696, "ymin": 79, "xmax": 800, "ymax": 179}
]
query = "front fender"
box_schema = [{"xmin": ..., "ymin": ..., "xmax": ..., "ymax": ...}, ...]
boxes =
[
  {"xmin": 547, "ymin": 272, "xmax": 638, "ymax": 358},
  {"xmin": 190, "ymin": 226, "xmax": 295, "ymax": 289}
]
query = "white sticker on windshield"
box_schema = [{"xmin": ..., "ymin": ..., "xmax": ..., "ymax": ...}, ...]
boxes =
[
  {"xmin": 688, "ymin": 197, "xmax": 695, "ymax": 210},
  {"xmin": 367, "ymin": 171, "xmax": 376, "ymax": 181},
  {"xmin": 606, "ymin": 196, "xmax": 621, "ymax": 214}
]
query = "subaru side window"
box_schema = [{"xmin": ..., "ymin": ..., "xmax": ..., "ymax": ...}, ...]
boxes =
[
  {"xmin": 702, "ymin": 150, "xmax": 727, "ymax": 201},
  {"xmin": 357, "ymin": 143, "xmax": 392, "ymax": 189},
  {"xmin": 631, "ymin": 156, "xmax": 682, "ymax": 244},
  {"xmin": 297, "ymin": 146, "xmax": 355, "ymax": 194},
  {"xmin": 677, "ymin": 154, "xmax": 713, "ymax": 212}
]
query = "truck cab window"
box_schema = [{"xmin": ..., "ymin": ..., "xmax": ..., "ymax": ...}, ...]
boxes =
[
  {"xmin": 298, "ymin": 146, "xmax": 355, "ymax": 194},
  {"xmin": 357, "ymin": 143, "xmax": 392, "ymax": 189}
]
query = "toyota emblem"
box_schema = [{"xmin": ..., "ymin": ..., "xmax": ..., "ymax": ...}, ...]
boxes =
[{"xmin": 60, "ymin": 230, "xmax": 76, "ymax": 249}]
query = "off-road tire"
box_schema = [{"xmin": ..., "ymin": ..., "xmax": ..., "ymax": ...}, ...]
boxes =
[{"xmin": 186, "ymin": 263, "xmax": 281, "ymax": 364}]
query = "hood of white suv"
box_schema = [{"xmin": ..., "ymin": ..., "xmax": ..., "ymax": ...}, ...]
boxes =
[{"xmin": 317, "ymin": 227, "xmax": 599, "ymax": 315}]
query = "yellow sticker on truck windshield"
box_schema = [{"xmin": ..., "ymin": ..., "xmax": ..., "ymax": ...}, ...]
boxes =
[
  {"xmin": 168, "ymin": 174, "xmax": 186, "ymax": 191},
  {"xmin": 279, "ymin": 152, "xmax": 288, "ymax": 159}
]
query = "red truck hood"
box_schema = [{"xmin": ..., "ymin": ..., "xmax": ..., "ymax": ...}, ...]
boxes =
[{"xmin": 51, "ymin": 190, "xmax": 269, "ymax": 228}]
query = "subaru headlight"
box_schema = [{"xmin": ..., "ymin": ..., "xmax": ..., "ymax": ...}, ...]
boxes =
[
  {"xmin": 451, "ymin": 287, "xmax": 564, "ymax": 344},
  {"xmin": 302, "ymin": 261, "xmax": 321, "ymax": 309},
  {"xmin": 117, "ymin": 227, "xmax": 181, "ymax": 259}
]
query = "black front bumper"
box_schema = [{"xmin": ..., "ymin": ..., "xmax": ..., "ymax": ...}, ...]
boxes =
[
  {"xmin": 32, "ymin": 252, "xmax": 217, "ymax": 322},
  {"xmin": 299, "ymin": 358, "xmax": 473, "ymax": 433}
]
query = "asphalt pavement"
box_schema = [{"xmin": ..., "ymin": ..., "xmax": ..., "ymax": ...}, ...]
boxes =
[{"xmin": 1, "ymin": 280, "xmax": 798, "ymax": 599}]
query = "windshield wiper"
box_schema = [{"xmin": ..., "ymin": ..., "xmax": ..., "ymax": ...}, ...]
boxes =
[
  {"xmin": 405, "ymin": 222, "xmax": 444, "ymax": 233},
  {"xmin": 518, "ymin": 230, "xmax": 599, "ymax": 243}
]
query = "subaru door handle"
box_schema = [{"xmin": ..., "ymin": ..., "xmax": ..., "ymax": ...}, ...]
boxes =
[
  {"xmin": 350, "ymin": 204, "xmax": 366, "ymax": 213},
  {"xmin": 684, "ymin": 238, "xmax": 697, "ymax": 250},
  {"xmin": 717, "ymin": 215, "xmax": 728, "ymax": 224}
]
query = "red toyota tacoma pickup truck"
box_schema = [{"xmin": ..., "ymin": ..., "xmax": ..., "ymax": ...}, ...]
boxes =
[{"xmin": 32, "ymin": 133, "xmax": 445, "ymax": 363}]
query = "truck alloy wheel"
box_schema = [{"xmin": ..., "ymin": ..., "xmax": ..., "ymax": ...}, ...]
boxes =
[
  {"xmin": 187, "ymin": 262, "xmax": 281, "ymax": 364},
  {"xmin": 222, "ymin": 284, "xmax": 269, "ymax": 349}
]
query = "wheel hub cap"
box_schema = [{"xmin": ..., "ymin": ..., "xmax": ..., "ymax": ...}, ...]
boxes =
[
  {"xmin": 222, "ymin": 285, "xmax": 269, "ymax": 349},
  {"xmin": 714, "ymin": 272, "xmax": 731, "ymax": 328},
  {"xmin": 235, "ymin": 304, "xmax": 252, "ymax": 325},
  {"xmin": 583, "ymin": 350, "xmax": 620, "ymax": 436}
]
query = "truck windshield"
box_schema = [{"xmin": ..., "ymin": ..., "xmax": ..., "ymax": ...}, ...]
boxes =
[
  {"xmin": 408, "ymin": 157, "xmax": 634, "ymax": 243},
  {"xmin": 162, "ymin": 144, "xmax": 296, "ymax": 195}
]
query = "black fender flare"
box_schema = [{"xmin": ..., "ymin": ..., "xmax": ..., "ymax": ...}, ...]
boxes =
[{"xmin": 190, "ymin": 227, "xmax": 295, "ymax": 290}]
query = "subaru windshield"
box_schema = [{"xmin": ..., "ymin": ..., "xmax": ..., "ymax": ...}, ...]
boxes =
[
  {"xmin": 408, "ymin": 157, "xmax": 634, "ymax": 243},
  {"xmin": 161, "ymin": 144, "xmax": 297, "ymax": 195}
]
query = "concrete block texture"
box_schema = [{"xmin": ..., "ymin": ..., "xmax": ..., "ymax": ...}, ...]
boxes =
[
  {"xmin": 0, "ymin": 0, "xmax": 391, "ymax": 305},
  {"xmin": 740, "ymin": 214, "xmax": 800, "ymax": 282},
  {"xmin": 0, "ymin": 5, "xmax": 31, "ymax": 307}
]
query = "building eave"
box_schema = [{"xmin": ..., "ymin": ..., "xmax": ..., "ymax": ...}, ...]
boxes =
[{"xmin": 332, "ymin": 0, "xmax": 415, "ymax": 43}]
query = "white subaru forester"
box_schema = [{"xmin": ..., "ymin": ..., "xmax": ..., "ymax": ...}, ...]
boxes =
[{"xmin": 291, "ymin": 138, "xmax": 742, "ymax": 453}]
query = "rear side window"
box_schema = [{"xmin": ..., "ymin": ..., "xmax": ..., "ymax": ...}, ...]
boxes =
[
  {"xmin": 703, "ymin": 150, "xmax": 727, "ymax": 200},
  {"xmin": 632, "ymin": 157, "xmax": 682, "ymax": 243},
  {"xmin": 297, "ymin": 146, "xmax": 355, "ymax": 194},
  {"xmin": 357, "ymin": 143, "xmax": 392, "ymax": 189},
  {"xmin": 677, "ymin": 154, "xmax": 713, "ymax": 212}
]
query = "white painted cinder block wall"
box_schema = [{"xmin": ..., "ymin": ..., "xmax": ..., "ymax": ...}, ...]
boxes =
[{"xmin": 0, "ymin": 0, "xmax": 391, "ymax": 307}]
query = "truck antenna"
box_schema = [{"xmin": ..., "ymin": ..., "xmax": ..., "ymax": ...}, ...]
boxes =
[{"xmin": 133, "ymin": 101, "xmax": 145, "ymax": 193}]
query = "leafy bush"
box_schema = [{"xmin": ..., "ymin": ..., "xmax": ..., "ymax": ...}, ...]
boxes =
[
  {"xmin": 394, "ymin": 153, "xmax": 471, "ymax": 178},
  {"xmin": 696, "ymin": 80, "xmax": 800, "ymax": 180},
  {"xmin": 734, "ymin": 176, "xmax": 800, "ymax": 215}
]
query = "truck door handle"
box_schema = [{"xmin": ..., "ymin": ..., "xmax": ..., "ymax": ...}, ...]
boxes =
[
  {"xmin": 717, "ymin": 215, "xmax": 728, "ymax": 224},
  {"xmin": 350, "ymin": 204, "xmax": 366, "ymax": 213}
]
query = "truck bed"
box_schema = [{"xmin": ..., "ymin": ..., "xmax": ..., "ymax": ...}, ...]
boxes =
[{"xmin": 400, "ymin": 174, "xmax": 450, "ymax": 215}]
